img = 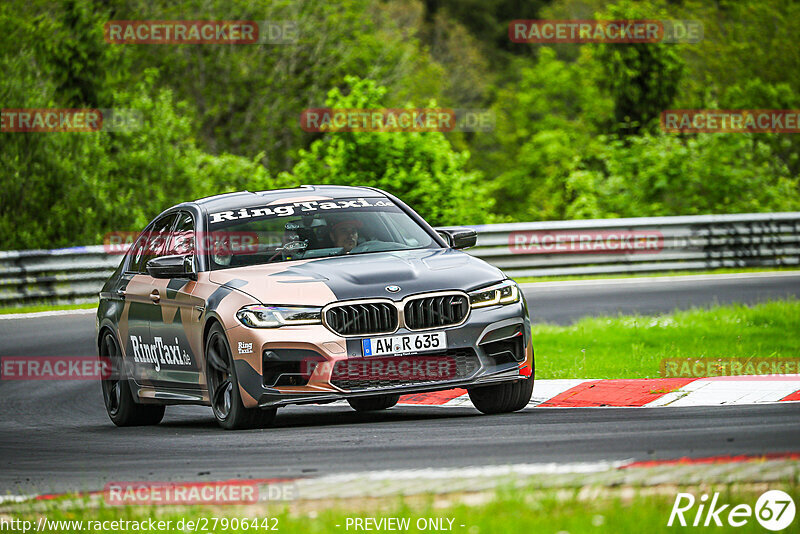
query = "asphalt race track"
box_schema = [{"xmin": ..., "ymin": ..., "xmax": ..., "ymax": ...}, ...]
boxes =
[
  {"xmin": 524, "ymin": 271, "xmax": 800, "ymax": 324},
  {"xmin": 1, "ymin": 272, "xmax": 799, "ymax": 495}
]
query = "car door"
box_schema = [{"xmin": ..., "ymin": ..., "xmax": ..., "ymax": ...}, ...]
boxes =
[
  {"xmin": 123, "ymin": 213, "xmax": 178, "ymax": 386},
  {"xmin": 148, "ymin": 211, "xmax": 206, "ymax": 391},
  {"xmin": 114, "ymin": 227, "xmax": 155, "ymax": 384}
]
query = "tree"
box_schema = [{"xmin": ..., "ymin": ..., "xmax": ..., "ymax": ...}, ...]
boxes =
[
  {"xmin": 593, "ymin": 1, "xmax": 685, "ymax": 135},
  {"xmin": 285, "ymin": 77, "xmax": 491, "ymax": 226}
]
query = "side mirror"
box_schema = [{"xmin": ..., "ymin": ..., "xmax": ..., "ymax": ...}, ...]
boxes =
[
  {"xmin": 146, "ymin": 255, "xmax": 196, "ymax": 280},
  {"xmin": 435, "ymin": 227, "xmax": 478, "ymax": 250}
]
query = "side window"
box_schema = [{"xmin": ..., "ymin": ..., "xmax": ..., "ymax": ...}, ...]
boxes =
[
  {"xmin": 126, "ymin": 231, "xmax": 151, "ymax": 273},
  {"xmin": 166, "ymin": 212, "xmax": 195, "ymax": 257},
  {"xmin": 128, "ymin": 214, "xmax": 178, "ymax": 273}
]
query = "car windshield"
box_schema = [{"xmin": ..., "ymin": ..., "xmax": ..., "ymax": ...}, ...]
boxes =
[{"xmin": 205, "ymin": 196, "xmax": 440, "ymax": 269}]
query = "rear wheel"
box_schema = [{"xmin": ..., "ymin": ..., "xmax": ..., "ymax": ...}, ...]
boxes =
[
  {"xmin": 468, "ymin": 377, "xmax": 534, "ymax": 415},
  {"xmin": 100, "ymin": 331, "xmax": 165, "ymax": 426},
  {"xmin": 347, "ymin": 394, "xmax": 400, "ymax": 412},
  {"xmin": 205, "ymin": 323, "xmax": 276, "ymax": 430}
]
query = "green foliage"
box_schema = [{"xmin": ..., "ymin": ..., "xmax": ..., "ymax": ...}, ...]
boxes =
[
  {"xmin": 421, "ymin": 0, "xmax": 550, "ymax": 57},
  {"xmin": 108, "ymin": 0, "xmax": 450, "ymax": 173},
  {"xmin": 0, "ymin": 63, "xmax": 278, "ymax": 249},
  {"xmin": 1, "ymin": 0, "xmax": 799, "ymax": 250},
  {"xmin": 480, "ymin": 47, "xmax": 613, "ymax": 219},
  {"xmin": 564, "ymin": 132, "xmax": 800, "ymax": 219},
  {"xmin": 35, "ymin": 0, "xmax": 115, "ymax": 107},
  {"xmin": 285, "ymin": 77, "xmax": 491, "ymax": 226},
  {"xmin": 484, "ymin": 0, "xmax": 800, "ymax": 221},
  {"xmin": 677, "ymin": 0, "xmax": 800, "ymax": 103},
  {"xmin": 593, "ymin": 0, "xmax": 685, "ymax": 134}
]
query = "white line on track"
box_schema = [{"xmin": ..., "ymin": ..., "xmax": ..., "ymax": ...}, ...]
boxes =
[
  {"xmin": 520, "ymin": 271, "xmax": 800, "ymax": 289},
  {"xmin": 0, "ymin": 308, "xmax": 97, "ymax": 320},
  {"xmin": 0, "ymin": 494, "xmax": 36, "ymax": 504},
  {"xmin": 305, "ymin": 461, "xmax": 633, "ymax": 484}
]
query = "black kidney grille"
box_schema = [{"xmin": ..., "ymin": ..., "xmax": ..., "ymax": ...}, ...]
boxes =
[
  {"xmin": 331, "ymin": 348, "xmax": 480, "ymax": 390},
  {"xmin": 404, "ymin": 294, "xmax": 469, "ymax": 330},
  {"xmin": 325, "ymin": 303, "xmax": 398, "ymax": 336}
]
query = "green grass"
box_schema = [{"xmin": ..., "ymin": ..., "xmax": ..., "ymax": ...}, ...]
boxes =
[
  {"xmin": 4, "ymin": 483, "xmax": 796, "ymax": 533},
  {"xmin": 533, "ymin": 299, "xmax": 800, "ymax": 379},
  {"xmin": 0, "ymin": 302, "xmax": 96, "ymax": 315},
  {"xmin": 514, "ymin": 266, "xmax": 800, "ymax": 284}
]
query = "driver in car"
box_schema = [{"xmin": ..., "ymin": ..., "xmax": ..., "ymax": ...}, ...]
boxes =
[
  {"xmin": 330, "ymin": 218, "xmax": 362, "ymax": 253},
  {"xmin": 212, "ymin": 232, "xmax": 233, "ymax": 266}
]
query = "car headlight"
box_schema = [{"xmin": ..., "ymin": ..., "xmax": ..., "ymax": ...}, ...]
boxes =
[
  {"xmin": 469, "ymin": 280, "xmax": 520, "ymax": 308},
  {"xmin": 236, "ymin": 305, "xmax": 322, "ymax": 328}
]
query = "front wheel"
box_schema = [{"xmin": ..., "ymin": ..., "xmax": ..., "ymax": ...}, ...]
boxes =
[
  {"xmin": 347, "ymin": 394, "xmax": 400, "ymax": 412},
  {"xmin": 100, "ymin": 331, "xmax": 165, "ymax": 426},
  {"xmin": 468, "ymin": 377, "xmax": 534, "ymax": 415},
  {"xmin": 205, "ymin": 323, "xmax": 276, "ymax": 430}
]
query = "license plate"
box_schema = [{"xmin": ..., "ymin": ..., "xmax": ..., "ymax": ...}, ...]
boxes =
[{"xmin": 362, "ymin": 332, "xmax": 447, "ymax": 357}]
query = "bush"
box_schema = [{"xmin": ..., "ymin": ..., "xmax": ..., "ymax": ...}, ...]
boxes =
[{"xmin": 0, "ymin": 68, "xmax": 279, "ymax": 249}]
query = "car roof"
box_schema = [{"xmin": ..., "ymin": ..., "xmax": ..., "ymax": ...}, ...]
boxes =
[{"xmin": 191, "ymin": 185, "xmax": 386, "ymax": 212}]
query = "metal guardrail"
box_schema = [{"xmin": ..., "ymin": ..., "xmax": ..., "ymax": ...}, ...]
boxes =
[
  {"xmin": 0, "ymin": 245, "xmax": 121, "ymax": 306},
  {"xmin": 469, "ymin": 212, "xmax": 800, "ymax": 278},
  {"xmin": 1, "ymin": 212, "xmax": 799, "ymax": 307}
]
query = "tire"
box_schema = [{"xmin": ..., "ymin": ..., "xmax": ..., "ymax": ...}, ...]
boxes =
[
  {"xmin": 468, "ymin": 377, "xmax": 534, "ymax": 415},
  {"xmin": 100, "ymin": 331, "xmax": 165, "ymax": 427},
  {"xmin": 205, "ymin": 323, "xmax": 277, "ymax": 430},
  {"xmin": 347, "ymin": 394, "xmax": 400, "ymax": 412}
]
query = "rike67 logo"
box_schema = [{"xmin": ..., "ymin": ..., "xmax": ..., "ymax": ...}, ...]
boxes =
[{"xmin": 669, "ymin": 490, "xmax": 795, "ymax": 531}]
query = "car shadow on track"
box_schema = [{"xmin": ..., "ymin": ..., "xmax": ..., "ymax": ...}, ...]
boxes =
[{"xmin": 151, "ymin": 405, "xmax": 487, "ymax": 431}]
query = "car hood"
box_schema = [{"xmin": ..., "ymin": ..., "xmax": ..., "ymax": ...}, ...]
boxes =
[{"xmin": 207, "ymin": 248, "xmax": 504, "ymax": 305}]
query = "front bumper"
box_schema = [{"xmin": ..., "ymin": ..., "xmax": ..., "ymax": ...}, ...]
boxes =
[{"xmin": 225, "ymin": 301, "xmax": 534, "ymax": 409}]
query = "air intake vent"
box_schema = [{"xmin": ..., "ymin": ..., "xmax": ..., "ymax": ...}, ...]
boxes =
[
  {"xmin": 325, "ymin": 302, "xmax": 398, "ymax": 336},
  {"xmin": 331, "ymin": 348, "xmax": 480, "ymax": 390},
  {"xmin": 404, "ymin": 294, "xmax": 469, "ymax": 330}
]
